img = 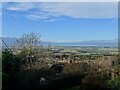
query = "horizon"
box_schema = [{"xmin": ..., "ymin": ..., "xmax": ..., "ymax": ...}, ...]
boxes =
[
  {"xmin": 2, "ymin": 36, "xmax": 118, "ymax": 43},
  {"xmin": 2, "ymin": 2, "xmax": 118, "ymax": 42}
]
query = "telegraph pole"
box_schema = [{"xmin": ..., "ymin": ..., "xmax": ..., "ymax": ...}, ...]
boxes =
[
  {"xmin": 0, "ymin": 37, "xmax": 13, "ymax": 54},
  {"xmin": 0, "ymin": 37, "xmax": 13, "ymax": 64}
]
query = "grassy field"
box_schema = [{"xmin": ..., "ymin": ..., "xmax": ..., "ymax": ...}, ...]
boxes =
[{"xmin": 52, "ymin": 46, "xmax": 118, "ymax": 56}]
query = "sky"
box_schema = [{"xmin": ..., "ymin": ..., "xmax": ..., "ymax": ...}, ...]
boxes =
[
  {"xmin": 2, "ymin": 2, "xmax": 118, "ymax": 42},
  {"xmin": 1, "ymin": 0, "xmax": 119, "ymax": 2}
]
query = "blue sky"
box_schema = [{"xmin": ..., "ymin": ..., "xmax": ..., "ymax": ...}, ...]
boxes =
[{"xmin": 2, "ymin": 2, "xmax": 118, "ymax": 42}]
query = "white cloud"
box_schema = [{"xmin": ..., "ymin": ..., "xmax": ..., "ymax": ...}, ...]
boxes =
[
  {"xmin": 44, "ymin": 18, "xmax": 60, "ymax": 22},
  {"xmin": 2, "ymin": 2, "xmax": 118, "ymax": 21},
  {"xmin": 38, "ymin": 2, "xmax": 118, "ymax": 18},
  {"xmin": 25, "ymin": 10, "xmax": 62, "ymax": 20},
  {"xmin": 3, "ymin": 2, "xmax": 39, "ymax": 11}
]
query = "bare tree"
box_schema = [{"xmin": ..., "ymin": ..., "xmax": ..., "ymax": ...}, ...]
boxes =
[
  {"xmin": 17, "ymin": 33, "xmax": 41, "ymax": 65},
  {"xmin": 16, "ymin": 32, "xmax": 54, "ymax": 70}
]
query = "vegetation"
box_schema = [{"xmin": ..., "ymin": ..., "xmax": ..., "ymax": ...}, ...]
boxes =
[{"xmin": 2, "ymin": 33, "xmax": 120, "ymax": 90}]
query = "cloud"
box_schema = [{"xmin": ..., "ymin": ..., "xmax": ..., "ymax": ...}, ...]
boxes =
[
  {"xmin": 39, "ymin": 2, "xmax": 118, "ymax": 18},
  {"xmin": 3, "ymin": 2, "xmax": 39, "ymax": 11},
  {"xmin": 25, "ymin": 10, "xmax": 62, "ymax": 21},
  {"xmin": 2, "ymin": 2, "xmax": 118, "ymax": 21}
]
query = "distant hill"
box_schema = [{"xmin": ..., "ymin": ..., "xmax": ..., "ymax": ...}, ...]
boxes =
[
  {"xmin": 1, "ymin": 37, "xmax": 18, "ymax": 47},
  {"xmin": 42, "ymin": 39, "xmax": 118, "ymax": 47},
  {"xmin": 1, "ymin": 37, "xmax": 118, "ymax": 47}
]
